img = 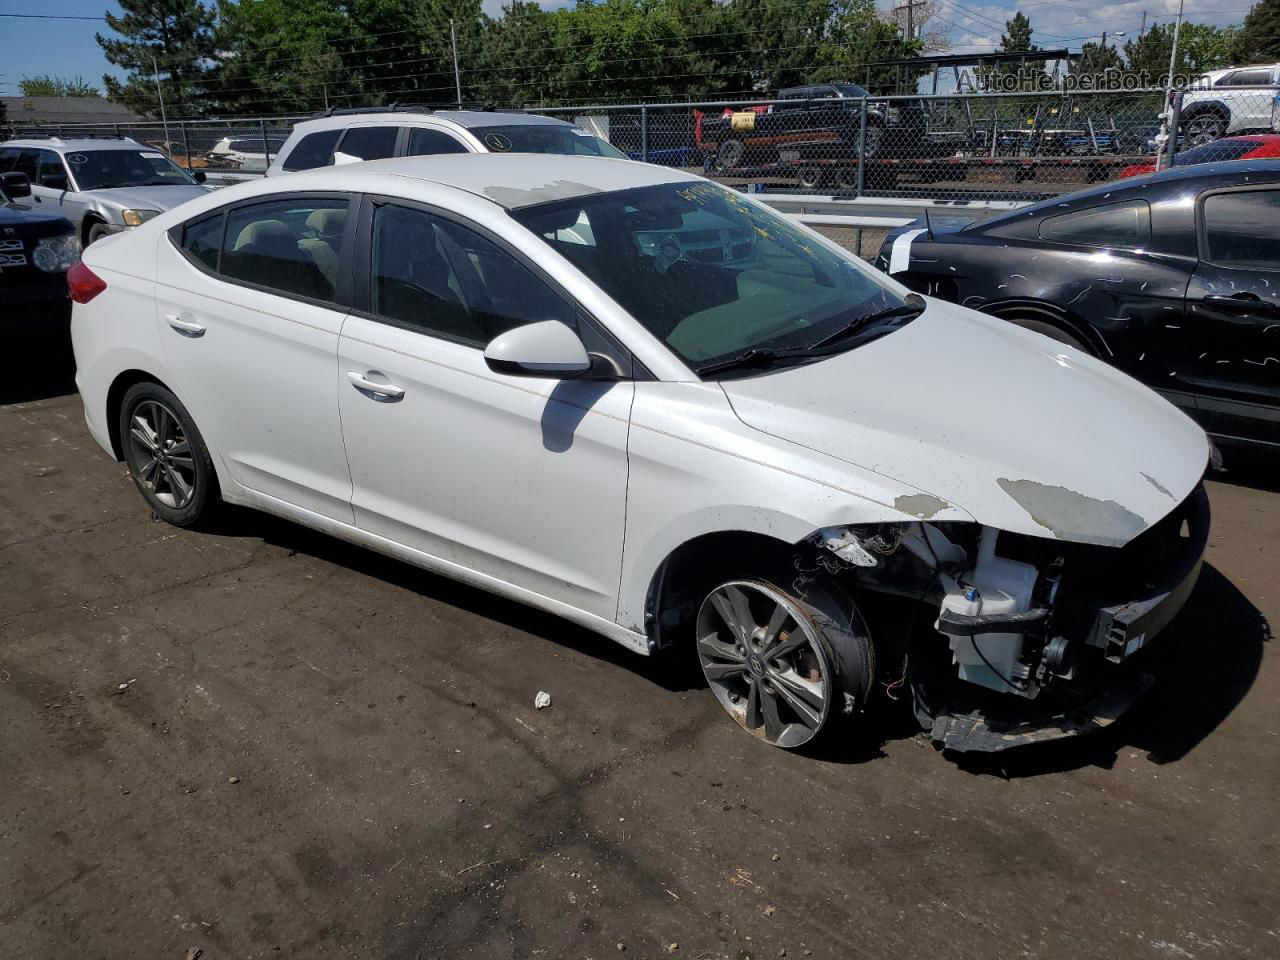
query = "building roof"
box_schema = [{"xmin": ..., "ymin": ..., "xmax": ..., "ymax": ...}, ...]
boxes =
[{"xmin": 2, "ymin": 96, "xmax": 145, "ymax": 125}]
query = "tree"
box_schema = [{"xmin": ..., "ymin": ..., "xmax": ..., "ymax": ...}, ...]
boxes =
[
  {"xmin": 1232, "ymin": 0, "xmax": 1280, "ymax": 64},
  {"xmin": 97, "ymin": 0, "xmax": 216, "ymax": 117},
  {"xmin": 978, "ymin": 12, "xmax": 1044, "ymax": 92},
  {"xmin": 1124, "ymin": 22, "xmax": 1239, "ymax": 85},
  {"xmin": 19, "ymin": 75, "xmax": 101, "ymax": 97}
]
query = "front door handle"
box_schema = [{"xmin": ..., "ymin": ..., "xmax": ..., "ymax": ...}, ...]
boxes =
[
  {"xmin": 347, "ymin": 370, "xmax": 405, "ymax": 401},
  {"xmin": 1202, "ymin": 293, "xmax": 1280, "ymax": 315},
  {"xmin": 165, "ymin": 313, "xmax": 206, "ymax": 337}
]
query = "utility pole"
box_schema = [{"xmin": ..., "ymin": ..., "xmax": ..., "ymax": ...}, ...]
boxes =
[
  {"xmin": 1138, "ymin": 10, "xmax": 1147, "ymax": 39},
  {"xmin": 151, "ymin": 57, "xmax": 170, "ymax": 149},
  {"xmin": 1156, "ymin": 0, "xmax": 1186, "ymax": 171},
  {"xmin": 894, "ymin": 0, "xmax": 927, "ymax": 41},
  {"xmin": 450, "ymin": 19, "xmax": 462, "ymax": 108}
]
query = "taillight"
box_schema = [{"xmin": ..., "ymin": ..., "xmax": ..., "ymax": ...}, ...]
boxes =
[{"xmin": 67, "ymin": 261, "xmax": 107, "ymax": 304}]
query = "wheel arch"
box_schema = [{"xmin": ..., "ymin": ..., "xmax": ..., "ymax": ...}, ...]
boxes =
[
  {"xmin": 979, "ymin": 298, "xmax": 1100, "ymax": 355},
  {"xmin": 643, "ymin": 529, "xmax": 805, "ymax": 651},
  {"xmin": 80, "ymin": 212, "xmax": 107, "ymax": 246},
  {"xmin": 105, "ymin": 368, "xmax": 180, "ymax": 461}
]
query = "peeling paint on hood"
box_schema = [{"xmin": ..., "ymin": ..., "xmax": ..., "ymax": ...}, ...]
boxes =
[
  {"xmin": 995, "ymin": 478, "xmax": 1147, "ymax": 547},
  {"xmin": 720, "ymin": 300, "xmax": 1209, "ymax": 546}
]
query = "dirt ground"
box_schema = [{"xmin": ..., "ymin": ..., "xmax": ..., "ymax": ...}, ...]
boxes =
[{"xmin": 1, "ymin": 320, "xmax": 1277, "ymax": 960}]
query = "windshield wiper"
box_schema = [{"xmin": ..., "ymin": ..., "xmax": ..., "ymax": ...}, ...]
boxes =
[
  {"xmin": 806, "ymin": 294, "xmax": 926, "ymax": 350},
  {"xmin": 695, "ymin": 347, "xmax": 815, "ymax": 377}
]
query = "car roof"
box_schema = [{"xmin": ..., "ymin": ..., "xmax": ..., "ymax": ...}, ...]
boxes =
[
  {"xmin": 1, "ymin": 137, "xmax": 145, "ymax": 152},
  {"xmin": 977, "ymin": 159, "xmax": 1280, "ymax": 229},
  {"xmin": 295, "ymin": 110, "xmax": 574, "ymax": 133},
  {"xmin": 260, "ymin": 153, "xmax": 698, "ymax": 209}
]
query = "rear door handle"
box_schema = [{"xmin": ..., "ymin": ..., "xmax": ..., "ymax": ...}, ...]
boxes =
[
  {"xmin": 165, "ymin": 313, "xmax": 206, "ymax": 337},
  {"xmin": 347, "ymin": 370, "xmax": 405, "ymax": 401}
]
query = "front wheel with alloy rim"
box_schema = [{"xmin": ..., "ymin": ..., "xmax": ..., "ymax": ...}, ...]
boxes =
[
  {"xmin": 696, "ymin": 578, "xmax": 874, "ymax": 749},
  {"xmin": 1181, "ymin": 113, "xmax": 1226, "ymax": 147},
  {"xmin": 119, "ymin": 382, "xmax": 218, "ymax": 526}
]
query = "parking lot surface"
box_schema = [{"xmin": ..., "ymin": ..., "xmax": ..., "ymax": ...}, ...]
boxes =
[{"xmin": 2, "ymin": 325, "xmax": 1277, "ymax": 960}]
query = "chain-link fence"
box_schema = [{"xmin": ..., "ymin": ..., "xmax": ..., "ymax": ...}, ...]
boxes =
[{"xmin": 6, "ymin": 85, "xmax": 1279, "ymax": 207}]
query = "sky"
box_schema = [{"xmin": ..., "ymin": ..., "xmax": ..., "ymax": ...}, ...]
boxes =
[{"xmin": 0, "ymin": 0, "xmax": 1261, "ymax": 99}]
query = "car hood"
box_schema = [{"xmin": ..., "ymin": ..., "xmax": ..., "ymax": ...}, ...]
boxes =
[
  {"xmin": 719, "ymin": 300, "xmax": 1208, "ymax": 547},
  {"xmin": 0, "ymin": 202, "xmax": 73, "ymax": 235},
  {"xmin": 91, "ymin": 185, "xmax": 210, "ymax": 211}
]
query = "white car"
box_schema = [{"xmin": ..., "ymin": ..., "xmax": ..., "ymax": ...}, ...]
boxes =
[
  {"xmin": 69, "ymin": 155, "xmax": 1210, "ymax": 754},
  {"xmin": 1179, "ymin": 63, "xmax": 1280, "ymax": 146},
  {"xmin": 265, "ymin": 108, "xmax": 626, "ymax": 176}
]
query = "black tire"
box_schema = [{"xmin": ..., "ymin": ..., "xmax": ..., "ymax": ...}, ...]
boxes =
[
  {"xmin": 118, "ymin": 381, "xmax": 219, "ymax": 527},
  {"xmin": 694, "ymin": 569, "xmax": 875, "ymax": 750},
  {"xmin": 1180, "ymin": 111, "xmax": 1226, "ymax": 148},
  {"xmin": 862, "ymin": 123, "xmax": 884, "ymax": 159},
  {"xmin": 1002, "ymin": 315, "xmax": 1090, "ymax": 353},
  {"xmin": 86, "ymin": 221, "xmax": 113, "ymax": 246},
  {"xmin": 715, "ymin": 139, "xmax": 745, "ymax": 173},
  {"xmin": 796, "ymin": 165, "xmax": 826, "ymax": 190}
]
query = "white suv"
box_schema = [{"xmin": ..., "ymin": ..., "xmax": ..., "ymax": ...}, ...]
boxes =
[
  {"xmin": 1179, "ymin": 64, "xmax": 1280, "ymax": 146},
  {"xmin": 266, "ymin": 107, "xmax": 627, "ymax": 176}
]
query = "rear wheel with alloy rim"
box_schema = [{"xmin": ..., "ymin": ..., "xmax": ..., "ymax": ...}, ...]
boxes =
[
  {"xmin": 120, "ymin": 382, "xmax": 218, "ymax": 526},
  {"xmin": 696, "ymin": 578, "xmax": 874, "ymax": 749}
]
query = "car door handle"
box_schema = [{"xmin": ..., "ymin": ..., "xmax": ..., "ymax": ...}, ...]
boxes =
[
  {"xmin": 1202, "ymin": 294, "xmax": 1280, "ymax": 315},
  {"xmin": 346, "ymin": 370, "xmax": 405, "ymax": 401},
  {"xmin": 165, "ymin": 313, "xmax": 206, "ymax": 337}
]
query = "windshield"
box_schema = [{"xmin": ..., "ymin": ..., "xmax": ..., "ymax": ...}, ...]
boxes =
[
  {"xmin": 475, "ymin": 124, "xmax": 628, "ymax": 159},
  {"xmin": 65, "ymin": 149, "xmax": 197, "ymax": 190},
  {"xmin": 511, "ymin": 181, "xmax": 908, "ymax": 374},
  {"xmin": 832, "ymin": 83, "xmax": 870, "ymax": 98}
]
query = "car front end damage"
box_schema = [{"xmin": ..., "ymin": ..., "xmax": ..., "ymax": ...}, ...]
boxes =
[{"xmin": 809, "ymin": 483, "xmax": 1210, "ymax": 752}]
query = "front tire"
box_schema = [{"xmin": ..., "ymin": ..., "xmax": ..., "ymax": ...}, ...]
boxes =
[
  {"xmin": 119, "ymin": 382, "xmax": 218, "ymax": 527},
  {"xmin": 695, "ymin": 577, "xmax": 874, "ymax": 750},
  {"xmin": 86, "ymin": 221, "xmax": 114, "ymax": 246},
  {"xmin": 1181, "ymin": 112, "xmax": 1226, "ymax": 148}
]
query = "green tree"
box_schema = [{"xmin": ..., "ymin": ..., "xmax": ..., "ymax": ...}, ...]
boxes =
[
  {"xmin": 980, "ymin": 12, "xmax": 1045, "ymax": 92},
  {"xmin": 1124, "ymin": 22, "xmax": 1239, "ymax": 85},
  {"xmin": 1232, "ymin": 0, "xmax": 1280, "ymax": 64},
  {"xmin": 19, "ymin": 75, "xmax": 102, "ymax": 97},
  {"xmin": 97, "ymin": 0, "xmax": 216, "ymax": 116}
]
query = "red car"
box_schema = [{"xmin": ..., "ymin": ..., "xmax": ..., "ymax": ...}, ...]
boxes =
[{"xmin": 1120, "ymin": 134, "xmax": 1280, "ymax": 178}]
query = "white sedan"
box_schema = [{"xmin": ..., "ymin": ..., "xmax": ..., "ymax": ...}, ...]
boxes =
[{"xmin": 69, "ymin": 155, "xmax": 1210, "ymax": 754}]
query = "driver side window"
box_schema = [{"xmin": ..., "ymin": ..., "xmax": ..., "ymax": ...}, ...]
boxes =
[{"xmin": 369, "ymin": 204, "xmax": 574, "ymax": 347}]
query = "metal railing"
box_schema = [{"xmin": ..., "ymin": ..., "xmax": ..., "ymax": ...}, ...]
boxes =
[{"xmin": 7, "ymin": 85, "xmax": 1278, "ymax": 207}]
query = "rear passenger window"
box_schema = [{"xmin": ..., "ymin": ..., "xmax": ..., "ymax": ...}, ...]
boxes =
[
  {"xmin": 370, "ymin": 203, "xmax": 572, "ymax": 346},
  {"xmin": 405, "ymin": 128, "xmax": 469, "ymax": 156},
  {"xmin": 220, "ymin": 198, "xmax": 349, "ymax": 302},
  {"xmin": 1038, "ymin": 200, "xmax": 1150, "ymax": 249},
  {"xmin": 1203, "ymin": 190, "xmax": 1280, "ymax": 270},
  {"xmin": 283, "ymin": 130, "xmax": 341, "ymax": 171},
  {"xmin": 183, "ymin": 214, "xmax": 224, "ymax": 272},
  {"xmin": 337, "ymin": 126, "xmax": 398, "ymax": 161}
]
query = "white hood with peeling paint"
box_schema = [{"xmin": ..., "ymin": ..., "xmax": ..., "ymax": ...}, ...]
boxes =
[{"xmin": 719, "ymin": 300, "xmax": 1209, "ymax": 547}]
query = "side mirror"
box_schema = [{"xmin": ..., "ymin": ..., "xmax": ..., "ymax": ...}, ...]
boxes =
[
  {"xmin": 193, "ymin": 170, "xmax": 207, "ymax": 184},
  {"xmin": 483, "ymin": 321, "xmax": 591, "ymax": 378},
  {"xmin": 41, "ymin": 173, "xmax": 68, "ymax": 191},
  {"xmin": 0, "ymin": 171, "xmax": 31, "ymax": 198}
]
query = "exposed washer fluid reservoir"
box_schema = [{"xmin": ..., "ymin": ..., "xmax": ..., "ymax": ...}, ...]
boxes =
[{"xmin": 937, "ymin": 527, "xmax": 1038, "ymax": 695}]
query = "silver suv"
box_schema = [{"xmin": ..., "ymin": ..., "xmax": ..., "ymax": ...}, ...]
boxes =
[
  {"xmin": 1179, "ymin": 63, "xmax": 1280, "ymax": 146},
  {"xmin": 0, "ymin": 138, "xmax": 211, "ymax": 245},
  {"xmin": 266, "ymin": 107, "xmax": 627, "ymax": 176}
]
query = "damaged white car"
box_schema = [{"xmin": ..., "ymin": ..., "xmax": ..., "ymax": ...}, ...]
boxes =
[{"xmin": 70, "ymin": 155, "xmax": 1211, "ymax": 754}]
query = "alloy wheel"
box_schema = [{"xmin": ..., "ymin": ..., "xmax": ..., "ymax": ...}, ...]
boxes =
[
  {"xmin": 126, "ymin": 400, "xmax": 197, "ymax": 509},
  {"xmin": 1183, "ymin": 116, "xmax": 1224, "ymax": 147},
  {"xmin": 696, "ymin": 580, "xmax": 834, "ymax": 749}
]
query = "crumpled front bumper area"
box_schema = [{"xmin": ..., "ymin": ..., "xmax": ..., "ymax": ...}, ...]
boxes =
[{"xmin": 929, "ymin": 484, "xmax": 1210, "ymax": 753}]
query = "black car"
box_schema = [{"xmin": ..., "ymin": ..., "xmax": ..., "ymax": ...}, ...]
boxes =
[
  {"xmin": 875, "ymin": 160, "xmax": 1280, "ymax": 448},
  {"xmin": 699, "ymin": 83, "xmax": 930, "ymax": 180},
  {"xmin": 0, "ymin": 171, "xmax": 79, "ymax": 311}
]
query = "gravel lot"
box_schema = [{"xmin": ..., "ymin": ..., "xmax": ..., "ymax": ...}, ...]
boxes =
[{"xmin": 2, "ymin": 320, "xmax": 1277, "ymax": 960}]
